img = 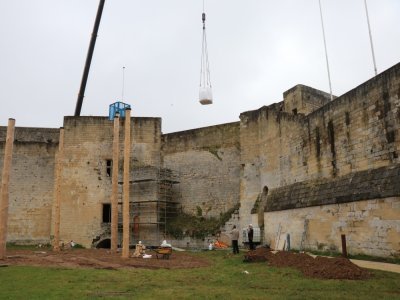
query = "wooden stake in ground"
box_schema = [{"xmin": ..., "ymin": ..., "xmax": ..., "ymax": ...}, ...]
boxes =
[
  {"xmin": 0, "ymin": 119, "xmax": 16, "ymax": 260},
  {"xmin": 53, "ymin": 127, "xmax": 64, "ymax": 251},
  {"xmin": 122, "ymin": 109, "xmax": 131, "ymax": 259},
  {"xmin": 111, "ymin": 114, "xmax": 120, "ymax": 252}
]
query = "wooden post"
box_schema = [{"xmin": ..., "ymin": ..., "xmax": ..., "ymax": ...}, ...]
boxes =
[
  {"xmin": 111, "ymin": 114, "xmax": 120, "ymax": 252},
  {"xmin": 122, "ymin": 109, "xmax": 131, "ymax": 259},
  {"xmin": 341, "ymin": 234, "xmax": 347, "ymax": 258},
  {"xmin": 53, "ymin": 128, "xmax": 64, "ymax": 251},
  {"xmin": 0, "ymin": 119, "xmax": 16, "ymax": 260}
]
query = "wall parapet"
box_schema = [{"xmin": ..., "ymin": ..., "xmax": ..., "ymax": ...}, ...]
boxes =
[
  {"xmin": 0, "ymin": 127, "xmax": 59, "ymax": 144},
  {"xmin": 308, "ymin": 62, "xmax": 400, "ymax": 119},
  {"xmin": 162, "ymin": 122, "xmax": 240, "ymax": 154},
  {"xmin": 266, "ymin": 164, "xmax": 400, "ymax": 212}
]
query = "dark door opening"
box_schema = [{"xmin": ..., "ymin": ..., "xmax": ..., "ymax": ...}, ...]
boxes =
[{"xmin": 96, "ymin": 238, "xmax": 111, "ymax": 249}]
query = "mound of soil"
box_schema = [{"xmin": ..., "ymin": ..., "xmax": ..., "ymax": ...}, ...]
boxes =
[
  {"xmin": 3, "ymin": 248, "xmax": 210, "ymax": 270},
  {"xmin": 243, "ymin": 246, "xmax": 271, "ymax": 263},
  {"xmin": 244, "ymin": 248, "xmax": 370, "ymax": 280}
]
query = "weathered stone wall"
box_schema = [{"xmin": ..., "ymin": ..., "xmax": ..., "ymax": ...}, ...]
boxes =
[
  {"xmin": 263, "ymin": 165, "xmax": 400, "ymax": 257},
  {"xmin": 239, "ymin": 103, "xmax": 313, "ymax": 231},
  {"xmin": 239, "ymin": 63, "xmax": 400, "ymax": 236},
  {"xmin": 58, "ymin": 116, "xmax": 161, "ymax": 247},
  {"xmin": 0, "ymin": 127, "xmax": 59, "ymax": 244},
  {"xmin": 264, "ymin": 197, "xmax": 400, "ymax": 257},
  {"xmin": 283, "ymin": 84, "xmax": 332, "ymax": 115},
  {"xmin": 266, "ymin": 165, "xmax": 400, "ymax": 211},
  {"xmin": 162, "ymin": 123, "xmax": 241, "ymax": 218},
  {"xmin": 304, "ymin": 64, "xmax": 400, "ymax": 181},
  {"xmin": 2, "ymin": 63, "xmax": 399, "ymax": 256}
]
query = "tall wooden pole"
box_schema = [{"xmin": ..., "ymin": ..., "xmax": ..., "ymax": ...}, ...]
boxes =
[
  {"xmin": 111, "ymin": 114, "xmax": 120, "ymax": 252},
  {"xmin": 53, "ymin": 128, "xmax": 64, "ymax": 251},
  {"xmin": 341, "ymin": 234, "xmax": 348, "ymax": 258},
  {"xmin": 0, "ymin": 118, "xmax": 16, "ymax": 260},
  {"xmin": 122, "ymin": 108, "xmax": 131, "ymax": 258}
]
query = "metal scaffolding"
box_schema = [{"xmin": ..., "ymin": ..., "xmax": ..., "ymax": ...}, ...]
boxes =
[{"xmin": 117, "ymin": 166, "xmax": 180, "ymax": 247}]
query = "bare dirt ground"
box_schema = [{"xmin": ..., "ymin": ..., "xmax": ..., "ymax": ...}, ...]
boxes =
[
  {"xmin": 2, "ymin": 248, "xmax": 210, "ymax": 270},
  {"xmin": 244, "ymin": 247, "xmax": 370, "ymax": 280}
]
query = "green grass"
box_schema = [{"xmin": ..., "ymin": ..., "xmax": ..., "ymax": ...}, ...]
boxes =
[
  {"xmin": 1, "ymin": 250, "xmax": 400, "ymax": 299},
  {"xmin": 5, "ymin": 243, "xmax": 51, "ymax": 250}
]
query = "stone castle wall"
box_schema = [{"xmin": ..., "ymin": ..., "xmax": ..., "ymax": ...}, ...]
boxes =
[
  {"xmin": 58, "ymin": 116, "xmax": 162, "ymax": 247},
  {"xmin": 1, "ymin": 63, "xmax": 399, "ymax": 256},
  {"xmin": 0, "ymin": 127, "xmax": 59, "ymax": 244},
  {"xmin": 162, "ymin": 122, "xmax": 241, "ymax": 217},
  {"xmin": 240, "ymin": 63, "xmax": 399, "ymax": 196},
  {"xmin": 263, "ymin": 165, "xmax": 400, "ymax": 257},
  {"xmin": 264, "ymin": 197, "xmax": 400, "ymax": 257},
  {"xmin": 258, "ymin": 63, "xmax": 400, "ymax": 256}
]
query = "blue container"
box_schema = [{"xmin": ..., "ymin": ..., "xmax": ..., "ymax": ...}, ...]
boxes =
[{"xmin": 109, "ymin": 101, "xmax": 131, "ymax": 120}]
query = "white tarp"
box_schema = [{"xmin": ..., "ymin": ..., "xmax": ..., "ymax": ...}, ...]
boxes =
[{"xmin": 199, "ymin": 86, "xmax": 213, "ymax": 105}]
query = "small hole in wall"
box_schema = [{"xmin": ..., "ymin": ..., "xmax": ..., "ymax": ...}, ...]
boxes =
[{"xmin": 263, "ymin": 186, "xmax": 269, "ymax": 194}]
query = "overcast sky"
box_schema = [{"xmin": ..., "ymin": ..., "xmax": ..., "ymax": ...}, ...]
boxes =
[{"xmin": 0, "ymin": 1, "xmax": 399, "ymax": 133}]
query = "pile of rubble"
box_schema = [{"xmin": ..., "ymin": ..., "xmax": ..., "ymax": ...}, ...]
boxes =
[{"xmin": 244, "ymin": 247, "xmax": 370, "ymax": 280}]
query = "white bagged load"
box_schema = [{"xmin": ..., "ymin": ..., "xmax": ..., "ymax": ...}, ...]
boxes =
[{"xmin": 199, "ymin": 86, "xmax": 213, "ymax": 105}]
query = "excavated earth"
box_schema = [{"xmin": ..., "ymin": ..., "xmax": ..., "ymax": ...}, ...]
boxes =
[
  {"xmin": 2, "ymin": 247, "xmax": 371, "ymax": 280},
  {"xmin": 244, "ymin": 247, "xmax": 370, "ymax": 280},
  {"xmin": 2, "ymin": 248, "xmax": 210, "ymax": 270}
]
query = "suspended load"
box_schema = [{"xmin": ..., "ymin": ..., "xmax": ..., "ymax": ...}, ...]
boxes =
[{"xmin": 199, "ymin": 8, "xmax": 213, "ymax": 105}]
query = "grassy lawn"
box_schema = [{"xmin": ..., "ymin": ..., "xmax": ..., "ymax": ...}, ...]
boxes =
[{"xmin": 1, "ymin": 250, "xmax": 399, "ymax": 299}]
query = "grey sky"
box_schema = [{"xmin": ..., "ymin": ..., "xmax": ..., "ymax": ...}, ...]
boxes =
[{"xmin": 0, "ymin": 1, "xmax": 399, "ymax": 133}]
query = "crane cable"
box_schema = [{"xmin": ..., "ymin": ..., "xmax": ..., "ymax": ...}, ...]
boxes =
[
  {"xmin": 364, "ymin": 0, "xmax": 378, "ymax": 76},
  {"xmin": 200, "ymin": 0, "xmax": 212, "ymax": 90},
  {"xmin": 318, "ymin": 0, "xmax": 333, "ymax": 101}
]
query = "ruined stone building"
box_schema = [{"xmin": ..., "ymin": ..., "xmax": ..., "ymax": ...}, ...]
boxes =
[{"xmin": 1, "ymin": 62, "xmax": 399, "ymax": 257}]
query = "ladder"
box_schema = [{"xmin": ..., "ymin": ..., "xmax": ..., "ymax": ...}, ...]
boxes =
[
  {"xmin": 274, "ymin": 223, "xmax": 282, "ymax": 250},
  {"xmin": 300, "ymin": 219, "xmax": 309, "ymax": 252}
]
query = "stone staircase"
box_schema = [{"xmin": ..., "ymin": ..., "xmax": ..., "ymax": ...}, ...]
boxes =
[{"xmin": 218, "ymin": 210, "xmax": 240, "ymax": 244}]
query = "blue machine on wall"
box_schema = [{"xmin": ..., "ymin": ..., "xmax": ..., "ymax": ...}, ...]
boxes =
[{"xmin": 109, "ymin": 101, "xmax": 131, "ymax": 120}]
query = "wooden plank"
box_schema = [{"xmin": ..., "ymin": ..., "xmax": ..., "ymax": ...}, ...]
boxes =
[
  {"xmin": 122, "ymin": 109, "xmax": 131, "ymax": 259},
  {"xmin": 111, "ymin": 115, "xmax": 120, "ymax": 252},
  {"xmin": 0, "ymin": 119, "xmax": 15, "ymax": 260}
]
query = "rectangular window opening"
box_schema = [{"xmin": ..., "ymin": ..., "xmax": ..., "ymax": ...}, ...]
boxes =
[
  {"xmin": 103, "ymin": 203, "xmax": 111, "ymax": 223},
  {"xmin": 106, "ymin": 159, "xmax": 112, "ymax": 177}
]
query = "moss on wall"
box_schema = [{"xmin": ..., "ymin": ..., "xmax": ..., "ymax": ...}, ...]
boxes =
[
  {"xmin": 251, "ymin": 194, "xmax": 262, "ymax": 214},
  {"xmin": 167, "ymin": 203, "xmax": 240, "ymax": 239},
  {"xmin": 201, "ymin": 145, "xmax": 222, "ymax": 161}
]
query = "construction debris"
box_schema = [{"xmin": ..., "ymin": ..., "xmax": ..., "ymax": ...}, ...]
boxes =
[{"xmin": 213, "ymin": 240, "xmax": 229, "ymax": 249}]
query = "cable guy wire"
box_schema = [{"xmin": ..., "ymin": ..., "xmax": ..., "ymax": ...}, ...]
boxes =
[
  {"xmin": 122, "ymin": 66, "xmax": 125, "ymax": 101},
  {"xmin": 318, "ymin": 0, "xmax": 333, "ymax": 101},
  {"xmin": 364, "ymin": 0, "xmax": 378, "ymax": 76}
]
